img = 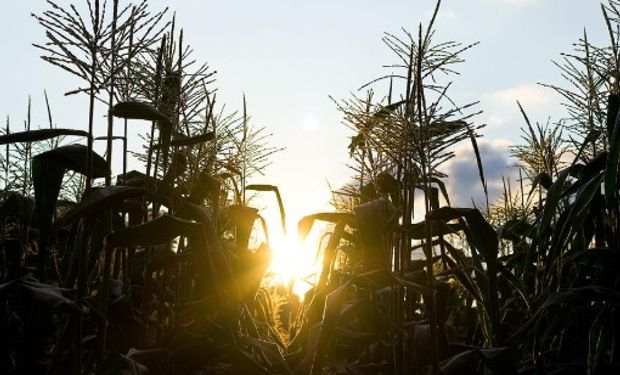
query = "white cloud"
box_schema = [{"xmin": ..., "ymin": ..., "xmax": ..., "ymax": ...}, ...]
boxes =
[
  {"xmin": 484, "ymin": 83, "xmax": 551, "ymax": 110},
  {"xmin": 487, "ymin": 114, "xmax": 510, "ymax": 126}
]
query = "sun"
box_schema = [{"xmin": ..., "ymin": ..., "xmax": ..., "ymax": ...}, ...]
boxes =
[{"xmin": 267, "ymin": 232, "xmax": 321, "ymax": 300}]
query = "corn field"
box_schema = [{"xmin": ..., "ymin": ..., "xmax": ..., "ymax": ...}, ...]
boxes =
[{"xmin": 1, "ymin": 0, "xmax": 620, "ymax": 374}]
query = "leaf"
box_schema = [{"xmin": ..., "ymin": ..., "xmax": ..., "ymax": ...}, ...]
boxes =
[
  {"xmin": 496, "ymin": 262, "xmax": 531, "ymax": 310},
  {"xmin": 429, "ymin": 177, "xmax": 451, "ymax": 206},
  {"xmin": 99, "ymin": 352, "xmax": 149, "ymax": 375},
  {"xmin": 159, "ymin": 151, "xmax": 187, "ymax": 191},
  {"xmin": 188, "ymin": 172, "xmax": 220, "ymax": 205},
  {"xmin": 239, "ymin": 335, "xmax": 292, "ymax": 375},
  {"xmin": 33, "ymin": 143, "xmax": 109, "ymax": 177},
  {"xmin": 439, "ymin": 347, "xmax": 515, "ymax": 375},
  {"xmin": 498, "ymin": 219, "xmax": 533, "ymax": 241},
  {"xmin": 298, "ymin": 212, "xmax": 355, "ymax": 240},
  {"xmin": 106, "ymin": 215, "xmax": 204, "ymax": 248},
  {"xmin": 151, "ymin": 132, "xmax": 215, "ymax": 149},
  {"xmin": 440, "ymin": 239, "xmax": 483, "ymax": 302},
  {"xmin": 234, "ymin": 243, "xmax": 272, "ymax": 302},
  {"xmin": 116, "ymin": 169, "xmax": 149, "ymax": 186},
  {"xmin": 111, "ymin": 101, "xmax": 170, "ymax": 125},
  {"xmin": 246, "ymin": 184, "xmax": 287, "ymax": 234},
  {"xmin": 439, "ymin": 349, "xmax": 478, "ymax": 374},
  {"xmin": 375, "ymin": 171, "xmax": 400, "ymax": 196},
  {"xmin": 373, "ymin": 99, "xmax": 405, "ymax": 118},
  {"xmin": 426, "ymin": 206, "xmax": 501, "ymax": 342},
  {"xmin": 531, "ymin": 172, "xmax": 553, "ymax": 191},
  {"xmin": 0, "ymin": 192, "xmax": 35, "ymax": 223},
  {"xmin": 561, "ymin": 153, "xmax": 606, "ymax": 198},
  {"xmin": 468, "ymin": 128, "xmax": 489, "ymax": 205},
  {"xmin": 32, "ymin": 144, "xmax": 108, "ymax": 280},
  {"xmin": 536, "ymin": 166, "xmax": 577, "ymax": 240},
  {"xmin": 588, "ymin": 305, "xmax": 607, "ymax": 374},
  {"xmin": 549, "ymin": 173, "xmax": 603, "ymax": 254},
  {"xmin": 426, "ymin": 207, "xmax": 498, "ymax": 261},
  {"xmin": 60, "ymin": 186, "xmax": 146, "ymax": 224},
  {"xmin": 605, "ymin": 101, "xmax": 620, "ymax": 206},
  {"xmin": 0, "ymin": 128, "xmax": 89, "ymax": 145},
  {"xmin": 0, "ymin": 278, "xmax": 80, "ymax": 315},
  {"xmin": 606, "ymin": 93, "xmax": 620, "ymax": 145},
  {"xmin": 348, "ymin": 268, "xmax": 431, "ymax": 294},
  {"xmin": 355, "ymin": 198, "xmax": 395, "ymax": 270},
  {"xmin": 126, "ymin": 348, "xmax": 173, "ymax": 375},
  {"xmin": 511, "ymin": 286, "xmax": 620, "ymax": 344},
  {"xmin": 569, "ymin": 247, "xmax": 620, "ymax": 270},
  {"xmin": 305, "ymin": 283, "xmax": 351, "ymax": 374},
  {"xmin": 221, "ymin": 205, "xmax": 260, "ymax": 250}
]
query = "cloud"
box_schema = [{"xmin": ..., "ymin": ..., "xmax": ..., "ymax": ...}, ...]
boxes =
[
  {"xmin": 484, "ymin": 83, "xmax": 551, "ymax": 109},
  {"xmin": 481, "ymin": 84, "xmax": 557, "ymax": 132},
  {"xmin": 329, "ymin": 140, "xmax": 519, "ymax": 219},
  {"xmin": 487, "ymin": 114, "xmax": 510, "ymax": 126},
  {"xmin": 440, "ymin": 139, "xmax": 518, "ymax": 208}
]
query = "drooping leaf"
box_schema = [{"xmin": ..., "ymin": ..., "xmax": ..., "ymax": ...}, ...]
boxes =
[
  {"xmin": 426, "ymin": 207, "xmax": 497, "ymax": 261},
  {"xmin": 33, "ymin": 143, "xmax": 109, "ymax": 177},
  {"xmin": 111, "ymin": 101, "xmax": 170, "ymax": 125},
  {"xmin": 354, "ymin": 198, "xmax": 395, "ymax": 270},
  {"xmin": 188, "ymin": 172, "xmax": 220, "ymax": 205},
  {"xmin": 106, "ymin": 215, "xmax": 204, "ymax": 248},
  {"xmin": 221, "ymin": 205, "xmax": 260, "ymax": 251},
  {"xmin": 60, "ymin": 186, "xmax": 146, "ymax": 224},
  {"xmin": 298, "ymin": 212, "xmax": 355, "ymax": 241},
  {"xmin": 0, "ymin": 128, "xmax": 89, "ymax": 145},
  {"xmin": 151, "ymin": 132, "xmax": 215, "ymax": 149},
  {"xmin": 246, "ymin": 184, "xmax": 287, "ymax": 234},
  {"xmin": 531, "ymin": 172, "xmax": 553, "ymax": 192},
  {"xmin": 32, "ymin": 144, "xmax": 108, "ymax": 280}
]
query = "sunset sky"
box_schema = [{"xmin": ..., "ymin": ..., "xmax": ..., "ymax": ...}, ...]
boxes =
[{"xmin": 0, "ymin": 0, "xmax": 609, "ymax": 229}]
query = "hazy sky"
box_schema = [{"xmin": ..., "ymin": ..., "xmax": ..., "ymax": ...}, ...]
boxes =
[{"xmin": 0, "ymin": 0, "xmax": 609, "ymax": 228}]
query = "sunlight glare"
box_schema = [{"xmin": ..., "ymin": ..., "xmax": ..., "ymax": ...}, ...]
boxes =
[{"xmin": 268, "ymin": 231, "xmax": 321, "ymax": 300}]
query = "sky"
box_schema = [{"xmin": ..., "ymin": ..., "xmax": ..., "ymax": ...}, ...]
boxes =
[{"xmin": 0, "ymin": 0, "xmax": 610, "ymax": 231}]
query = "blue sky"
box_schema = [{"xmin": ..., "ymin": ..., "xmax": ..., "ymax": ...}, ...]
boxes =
[{"xmin": 0, "ymin": 0, "xmax": 609, "ymax": 227}]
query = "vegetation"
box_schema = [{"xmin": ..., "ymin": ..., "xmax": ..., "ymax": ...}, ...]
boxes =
[{"xmin": 1, "ymin": 0, "xmax": 620, "ymax": 374}]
